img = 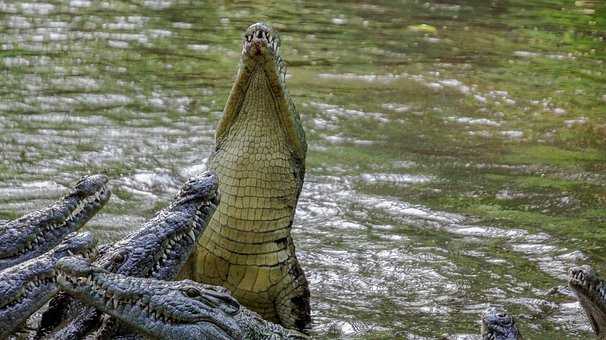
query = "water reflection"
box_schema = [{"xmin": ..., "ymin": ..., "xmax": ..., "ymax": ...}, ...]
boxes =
[{"xmin": 1, "ymin": 0, "xmax": 605, "ymax": 338}]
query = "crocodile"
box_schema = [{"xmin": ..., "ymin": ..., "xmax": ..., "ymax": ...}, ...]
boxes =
[
  {"xmin": 481, "ymin": 307, "xmax": 523, "ymax": 340},
  {"xmin": 57, "ymin": 256, "xmax": 307, "ymax": 340},
  {"xmin": 37, "ymin": 172, "xmax": 219, "ymax": 339},
  {"xmin": 0, "ymin": 174, "xmax": 110, "ymax": 270},
  {"xmin": 0, "ymin": 231, "xmax": 97, "ymax": 338},
  {"xmin": 184, "ymin": 22, "xmax": 311, "ymax": 331},
  {"xmin": 569, "ymin": 265, "xmax": 606, "ymax": 339}
]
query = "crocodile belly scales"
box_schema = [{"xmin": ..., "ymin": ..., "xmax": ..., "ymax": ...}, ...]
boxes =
[{"xmin": 191, "ymin": 70, "xmax": 308, "ymax": 326}]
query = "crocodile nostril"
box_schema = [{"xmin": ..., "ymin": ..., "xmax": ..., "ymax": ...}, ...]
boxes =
[{"xmin": 257, "ymin": 30, "xmax": 263, "ymax": 39}]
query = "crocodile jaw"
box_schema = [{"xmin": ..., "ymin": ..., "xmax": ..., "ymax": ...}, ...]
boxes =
[
  {"xmin": 101, "ymin": 172, "xmax": 219, "ymax": 280},
  {"xmin": 0, "ymin": 265, "xmax": 57, "ymax": 338},
  {"xmin": 0, "ymin": 174, "xmax": 110, "ymax": 269},
  {"xmin": 217, "ymin": 22, "xmax": 305, "ymax": 161},
  {"xmin": 36, "ymin": 173, "xmax": 219, "ymax": 339},
  {"xmin": 569, "ymin": 266, "xmax": 606, "ymax": 337},
  {"xmin": 57, "ymin": 257, "xmax": 242, "ymax": 340},
  {"xmin": 0, "ymin": 232, "xmax": 96, "ymax": 337},
  {"xmin": 480, "ymin": 307, "xmax": 521, "ymax": 340}
]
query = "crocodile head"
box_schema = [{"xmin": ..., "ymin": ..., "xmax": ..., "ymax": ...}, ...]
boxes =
[
  {"xmin": 0, "ymin": 174, "xmax": 110, "ymax": 270},
  {"xmin": 167, "ymin": 171, "xmax": 220, "ymax": 221},
  {"xmin": 98, "ymin": 171, "xmax": 219, "ymax": 279},
  {"xmin": 481, "ymin": 307, "xmax": 522, "ymax": 340},
  {"xmin": 57, "ymin": 256, "xmax": 242, "ymax": 340},
  {"xmin": 216, "ymin": 22, "xmax": 306, "ymax": 162},
  {"xmin": 0, "ymin": 231, "xmax": 96, "ymax": 337},
  {"xmin": 569, "ymin": 265, "xmax": 606, "ymax": 337},
  {"xmin": 36, "ymin": 172, "xmax": 220, "ymax": 338}
]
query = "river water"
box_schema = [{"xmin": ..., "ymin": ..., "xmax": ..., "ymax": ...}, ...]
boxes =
[{"xmin": 1, "ymin": 0, "xmax": 605, "ymax": 338}]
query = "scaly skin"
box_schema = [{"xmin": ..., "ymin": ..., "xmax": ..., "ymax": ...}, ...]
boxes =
[
  {"xmin": 185, "ymin": 22, "xmax": 310, "ymax": 331},
  {"xmin": 37, "ymin": 172, "xmax": 219, "ymax": 339},
  {"xmin": 0, "ymin": 174, "xmax": 110, "ymax": 270},
  {"xmin": 569, "ymin": 266, "xmax": 606, "ymax": 339},
  {"xmin": 0, "ymin": 232, "xmax": 96, "ymax": 338},
  {"xmin": 57, "ymin": 256, "xmax": 307, "ymax": 340},
  {"xmin": 481, "ymin": 307, "xmax": 523, "ymax": 340}
]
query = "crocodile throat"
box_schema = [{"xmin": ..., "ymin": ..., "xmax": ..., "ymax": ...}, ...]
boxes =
[{"xmin": 187, "ymin": 22, "xmax": 311, "ymax": 331}]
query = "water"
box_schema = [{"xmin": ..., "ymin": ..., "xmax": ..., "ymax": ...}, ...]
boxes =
[{"xmin": 1, "ymin": 0, "xmax": 605, "ymax": 338}]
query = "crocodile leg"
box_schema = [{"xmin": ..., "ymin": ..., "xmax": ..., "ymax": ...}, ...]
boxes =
[{"xmin": 274, "ymin": 257, "xmax": 311, "ymax": 330}]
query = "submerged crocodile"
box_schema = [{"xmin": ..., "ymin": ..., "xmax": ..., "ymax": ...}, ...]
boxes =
[
  {"xmin": 481, "ymin": 307, "xmax": 523, "ymax": 340},
  {"xmin": 0, "ymin": 231, "xmax": 97, "ymax": 338},
  {"xmin": 569, "ymin": 265, "xmax": 606, "ymax": 339},
  {"xmin": 57, "ymin": 256, "xmax": 306, "ymax": 340},
  {"xmin": 38, "ymin": 172, "xmax": 219, "ymax": 339},
  {"xmin": 0, "ymin": 174, "xmax": 110, "ymax": 270},
  {"xmin": 184, "ymin": 22, "xmax": 310, "ymax": 331}
]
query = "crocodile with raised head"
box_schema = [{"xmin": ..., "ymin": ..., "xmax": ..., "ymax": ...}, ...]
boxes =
[
  {"xmin": 569, "ymin": 265, "xmax": 606, "ymax": 339},
  {"xmin": 184, "ymin": 22, "xmax": 310, "ymax": 331},
  {"xmin": 57, "ymin": 256, "xmax": 306, "ymax": 340},
  {"xmin": 37, "ymin": 172, "xmax": 220, "ymax": 339},
  {"xmin": 481, "ymin": 307, "xmax": 523, "ymax": 340},
  {"xmin": 0, "ymin": 174, "xmax": 110, "ymax": 270},
  {"xmin": 0, "ymin": 231, "xmax": 97, "ymax": 338}
]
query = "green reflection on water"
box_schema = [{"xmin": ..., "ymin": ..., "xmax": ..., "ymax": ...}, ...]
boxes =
[{"xmin": 1, "ymin": 0, "xmax": 605, "ymax": 338}]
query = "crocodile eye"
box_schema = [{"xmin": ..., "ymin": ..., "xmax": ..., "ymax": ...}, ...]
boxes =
[
  {"xmin": 184, "ymin": 287, "xmax": 200, "ymax": 298},
  {"xmin": 112, "ymin": 253, "xmax": 125, "ymax": 264}
]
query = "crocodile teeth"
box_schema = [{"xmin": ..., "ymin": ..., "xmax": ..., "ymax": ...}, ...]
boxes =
[{"xmin": 188, "ymin": 230, "xmax": 196, "ymax": 241}]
